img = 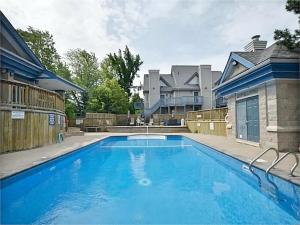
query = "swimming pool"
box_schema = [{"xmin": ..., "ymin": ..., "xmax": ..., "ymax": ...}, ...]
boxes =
[{"xmin": 1, "ymin": 135, "xmax": 299, "ymax": 224}]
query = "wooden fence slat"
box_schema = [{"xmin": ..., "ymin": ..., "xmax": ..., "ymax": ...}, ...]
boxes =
[
  {"xmin": 0, "ymin": 111, "xmax": 65, "ymax": 153},
  {"xmin": 186, "ymin": 108, "xmax": 228, "ymax": 136}
]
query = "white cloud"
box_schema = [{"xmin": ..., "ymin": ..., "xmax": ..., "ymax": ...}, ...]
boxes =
[
  {"xmin": 1, "ymin": 0, "xmax": 128, "ymax": 59},
  {"xmin": 216, "ymin": 0, "xmax": 299, "ymax": 49},
  {"xmin": 1, "ymin": 0, "xmax": 297, "ymax": 89}
]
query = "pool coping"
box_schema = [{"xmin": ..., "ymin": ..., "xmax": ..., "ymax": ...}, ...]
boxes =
[
  {"xmin": 0, "ymin": 136, "xmax": 108, "ymax": 181},
  {"xmin": 183, "ymin": 135, "xmax": 300, "ymax": 187},
  {"xmin": 0, "ymin": 133, "xmax": 299, "ymax": 186},
  {"xmin": 184, "ymin": 134, "xmax": 300, "ymax": 186}
]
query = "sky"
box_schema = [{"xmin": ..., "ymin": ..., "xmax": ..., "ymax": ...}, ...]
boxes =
[{"xmin": 1, "ymin": 0, "xmax": 298, "ymax": 87}]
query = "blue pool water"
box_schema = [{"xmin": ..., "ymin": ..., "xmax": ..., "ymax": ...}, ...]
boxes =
[{"xmin": 1, "ymin": 135, "xmax": 300, "ymax": 224}]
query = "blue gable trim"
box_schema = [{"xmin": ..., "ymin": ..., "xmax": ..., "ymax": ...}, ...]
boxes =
[
  {"xmin": 219, "ymin": 52, "xmax": 255, "ymax": 84},
  {"xmin": 214, "ymin": 63, "xmax": 299, "ymax": 97},
  {"xmin": 0, "ymin": 49, "xmax": 43, "ymax": 79},
  {"xmin": 0, "ymin": 12, "xmax": 85, "ymax": 92},
  {"xmin": 0, "ymin": 12, "xmax": 43, "ymax": 68}
]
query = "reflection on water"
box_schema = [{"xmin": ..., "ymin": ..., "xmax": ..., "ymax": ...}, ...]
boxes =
[{"xmin": 129, "ymin": 150, "xmax": 151, "ymax": 186}]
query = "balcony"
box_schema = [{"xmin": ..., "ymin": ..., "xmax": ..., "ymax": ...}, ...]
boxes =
[
  {"xmin": 0, "ymin": 79, "xmax": 65, "ymax": 113},
  {"xmin": 216, "ymin": 96, "xmax": 227, "ymax": 108},
  {"xmin": 160, "ymin": 96, "xmax": 203, "ymax": 107}
]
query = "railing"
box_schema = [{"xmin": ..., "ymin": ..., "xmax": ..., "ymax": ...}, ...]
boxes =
[
  {"xmin": 144, "ymin": 96, "xmax": 203, "ymax": 119},
  {"xmin": 144, "ymin": 99, "xmax": 161, "ymax": 118},
  {"xmin": 266, "ymin": 152, "xmax": 299, "ymax": 177},
  {"xmin": 216, "ymin": 96, "xmax": 227, "ymax": 108},
  {"xmin": 160, "ymin": 96, "xmax": 203, "ymax": 107},
  {"xmin": 248, "ymin": 147, "xmax": 279, "ymax": 170},
  {"xmin": 0, "ymin": 79, "xmax": 64, "ymax": 112}
]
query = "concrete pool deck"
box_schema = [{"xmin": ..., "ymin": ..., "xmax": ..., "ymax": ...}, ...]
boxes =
[{"xmin": 0, "ymin": 133, "xmax": 299, "ymax": 185}]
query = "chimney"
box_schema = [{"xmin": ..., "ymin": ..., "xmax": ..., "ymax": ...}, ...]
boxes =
[{"xmin": 244, "ymin": 35, "xmax": 267, "ymax": 52}]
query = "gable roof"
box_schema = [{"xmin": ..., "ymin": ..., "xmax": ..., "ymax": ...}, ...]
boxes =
[
  {"xmin": 234, "ymin": 51, "xmax": 262, "ymax": 64},
  {"xmin": 257, "ymin": 42, "xmax": 299, "ymax": 63},
  {"xmin": 0, "ymin": 11, "xmax": 43, "ymax": 68},
  {"xmin": 218, "ymin": 42, "xmax": 300, "ymax": 85},
  {"xmin": 184, "ymin": 72, "xmax": 199, "ymax": 85},
  {"xmin": 219, "ymin": 52, "xmax": 255, "ymax": 83},
  {"xmin": 171, "ymin": 65, "xmax": 200, "ymax": 89},
  {"xmin": 160, "ymin": 74, "xmax": 174, "ymax": 87},
  {"xmin": 214, "ymin": 42, "xmax": 300, "ymax": 97},
  {"xmin": 0, "ymin": 11, "xmax": 84, "ymax": 92}
]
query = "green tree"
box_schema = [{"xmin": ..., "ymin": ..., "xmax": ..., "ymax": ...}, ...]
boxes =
[
  {"xmin": 65, "ymin": 101, "xmax": 77, "ymax": 119},
  {"xmin": 18, "ymin": 27, "xmax": 80, "ymax": 117},
  {"xmin": 88, "ymin": 79, "xmax": 129, "ymax": 114},
  {"xmin": 66, "ymin": 49, "xmax": 102, "ymax": 88},
  {"xmin": 55, "ymin": 61, "xmax": 72, "ymax": 80},
  {"xmin": 274, "ymin": 0, "xmax": 300, "ymax": 49},
  {"xmin": 99, "ymin": 57, "xmax": 116, "ymax": 80},
  {"xmin": 66, "ymin": 49, "xmax": 102, "ymax": 116},
  {"xmin": 129, "ymin": 93, "xmax": 143, "ymax": 114},
  {"xmin": 106, "ymin": 46, "xmax": 143, "ymax": 97},
  {"xmin": 18, "ymin": 27, "xmax": 60, "ymax": 72}
]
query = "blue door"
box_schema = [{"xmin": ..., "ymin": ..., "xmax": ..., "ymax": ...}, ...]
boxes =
[
  {"xmin": 236, "ymin": 100, "xmax": 247, "ymax": 140},
  {"xmin": 246, "ymin": 96, "xmax": 260, "ymax": 142},
  {"xmin": 236, "ymin": 96, "xmax": 259, "ymax": 142}
]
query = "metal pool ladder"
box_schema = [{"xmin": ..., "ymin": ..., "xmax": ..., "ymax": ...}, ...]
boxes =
[
  {"xmin": 266, "ymin": 152, "xmax": 299, "ymax": 177},
  {"xmin": 249, "ymin": 147, "xmax": 279, "ymax": 170}
]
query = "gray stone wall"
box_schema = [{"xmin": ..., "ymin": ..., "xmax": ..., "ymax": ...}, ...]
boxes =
[
  {"xmin": 225, "ymin": 79, "xmax": 300, "ymax": 152},
  {"xmin": 259, "ymin": 81, "xmax": 278, "ymax": 150},
  {"xmin": 225, "ymin": 96, "xmax": 235, "ymax": 139},
  {"xmin": 275, "ymin": 79, "xmax": 300, "ymax": 152}
]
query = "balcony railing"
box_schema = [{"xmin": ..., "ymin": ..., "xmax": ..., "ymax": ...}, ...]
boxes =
[
  {"xmin": 160, "ymin": 96, "xmax": 203, "ymax": 107},
  {"xmin": 216, "ymin": 96, "xmax": 227, "ymax": 108},
  {"xmin": 0, "ymin": 79, "xmax": 65, "ymax": 113}
]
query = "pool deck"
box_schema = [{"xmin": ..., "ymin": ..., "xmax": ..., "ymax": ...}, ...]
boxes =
[{"xmin": 0, "ymin": 133, "xmax": 299, "ymax": 185}]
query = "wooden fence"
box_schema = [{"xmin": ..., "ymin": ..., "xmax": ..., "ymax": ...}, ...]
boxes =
[
  {"xmin": 152, "ymin": 114, "xmax": 185, "ymax": 125},
  {"xmin": 0, "ymin": 111, "xmax": 64, "ymax": 153},
  {"xmin": 79, "ymin": 113, "xmax": 186, "ymax": 130},
  {"xmin": 187, "ymin": 108, "xmax": 227, "ymax": 121},
  {"xmin": 0, "ymin": 79, "xmax": 64, "ymax": 112},
  {"xmin": 186, "ymin": 108, "xmax": 228, "ymax": 136},
  {"xmin": 0, "ymin": 79, "xmax": 66, "ymax": 153},
  {"xmin": 83, "ymin": 113, "xmax": 117, "ymax": 129},
  {"xmin": 116, "ymin": 114, "xmax": 138, "ymax": 125}
]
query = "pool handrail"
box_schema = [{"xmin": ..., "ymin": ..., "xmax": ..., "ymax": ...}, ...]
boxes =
[
  {"xmin": 266, "ymin": 152, "xmax": 299, "ymax": 177},
  {"xmin": 249, "ymin": 147, "xmax": 279, "ymax": 170}
]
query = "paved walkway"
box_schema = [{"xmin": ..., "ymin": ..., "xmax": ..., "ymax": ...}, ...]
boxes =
[{"xmin": 0, "ymin": 133, "xmax": 299, "ymax": 185}]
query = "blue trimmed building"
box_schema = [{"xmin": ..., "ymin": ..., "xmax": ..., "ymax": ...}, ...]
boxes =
[
  {"xmin": 214, "ymin": 35, "xmax": 299, "ymax": 152},
  {"xmin": 0, "ymin": 12, "xmax": 84, "ymax": 152}
]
